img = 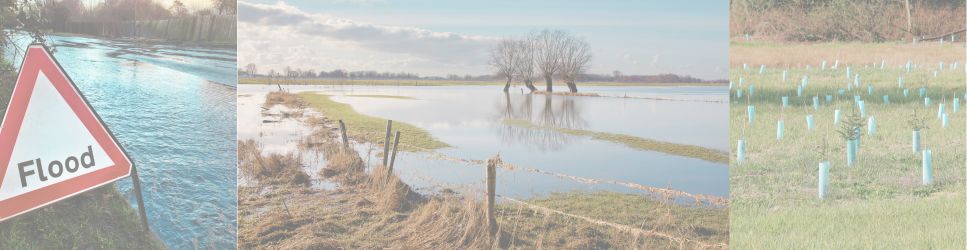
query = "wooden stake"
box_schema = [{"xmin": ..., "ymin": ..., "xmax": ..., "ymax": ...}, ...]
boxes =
[
  {"xmin": 383, "ymin": 120, "xmax": 392, "ymax": 166},
  {"xmin": 130, "ymin": 164, "xmax": 150, "ymax": 233},
  {"xmin": 388, "ymin": 131, "xmax": 401, "ymax": 176},
  {"xmin": 486, "ymin": 155, "xmax": 500, "ymax": 236},
  {"xmin": 338, "ymin": 120, "xmax": 348, "ymax": 147}
]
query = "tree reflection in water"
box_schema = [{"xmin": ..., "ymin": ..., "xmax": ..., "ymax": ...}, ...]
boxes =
[{"xmin": 494, "ymin": 92, "xmax": 587, "ymax": 152}]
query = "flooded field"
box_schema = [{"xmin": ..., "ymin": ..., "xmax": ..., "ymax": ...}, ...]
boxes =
[
  {"xmin": 239, "ymin": 84, "xmax": 728, "ymax": 201},
  {"xmin": 5, "ymin": 35, "xmax": 237, "ymax": 248}
]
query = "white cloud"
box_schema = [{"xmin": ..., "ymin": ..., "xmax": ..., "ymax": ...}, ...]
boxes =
[
  {"xmin": 238, "ymin": 1, "xmax": 499, "ymax": 75},
  {"xmin": 650, "ymin": 54, "xmax": 661, "ymax": 67}
]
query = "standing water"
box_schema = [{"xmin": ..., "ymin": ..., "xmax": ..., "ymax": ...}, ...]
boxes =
[
  {"xmin": 239, "ymin": 84, "xmax": 729, "ymax": 203},
  {"xmin": 5, "ymin": 35, "xmax": 237, "ymax": 248}
]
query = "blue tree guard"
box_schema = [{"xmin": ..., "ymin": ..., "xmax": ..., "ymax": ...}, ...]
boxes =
[
  {"xmin": 922, "ymin": 149, "xmax": 933, "ymax": 185},
  {"xmin": 868, "ymin": 116, "xmax": 876, "ymax": 135},
  {"xmin": 818, "ymin": 162, "xmax": 830, "ymax": 199},
  {"xmin": 834, "ymin": 109, "xmax": 841, "ymax": 125},
  {"xmin": 777, "ymin": 120, "xmax": 784, "ymax": 140},
  {"xmin": 846, "ymin": 139, "xmax": 858, "ymax": 166},
  {"xmin": 955, "ymin": 97, "xmax": 960, "ymax": 113},
  {"xmin": 737, "ymin": 139, "xmax": 747, "ymax": 163},
  {"xmin": 912, "ymin": 130, "xmax": 921, "ymax": 152},
  {"xmin": 747, "ymin": 105, "xmax": 755, "ymax": 123}
]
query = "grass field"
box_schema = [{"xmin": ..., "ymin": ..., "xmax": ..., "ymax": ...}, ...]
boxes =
[
  {"xmin": 0, "ymin": 186, "xmax": 165, "ymax": 249},
  {"xmin": 729, "ymin": 41, "xmax": 965, "ymax": 248}
]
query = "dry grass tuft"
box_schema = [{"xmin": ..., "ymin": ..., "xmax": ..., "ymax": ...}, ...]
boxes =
[
  {"xmin": 368, "ymin": 165, "xmax": 423, "ymax": 213},
  {"xmin": 264, "ymin": 91, "xmax": 304, "ymax": 108},
  {"xmin": 396, "ymin": 195, "xmax": 498, "ymax": 249},
  {"xmin": 238, "ymin": 139, "xmax": 310, "ymax": 186}
]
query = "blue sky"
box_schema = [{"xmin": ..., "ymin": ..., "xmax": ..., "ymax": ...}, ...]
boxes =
[{"xmin": 238, "ymin": 0, "xmax": 728, "ymax": 79}]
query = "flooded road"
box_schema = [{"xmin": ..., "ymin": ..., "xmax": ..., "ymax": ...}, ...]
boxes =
[
  {"xmin": 239, "ymin": 84, "xmax": 728, "ymax": 202},
  {"xmin": 5, "ymin": 35, "xmax": 237, "ymax": 248}
]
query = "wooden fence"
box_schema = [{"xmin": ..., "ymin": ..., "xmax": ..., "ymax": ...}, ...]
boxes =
[{"xmin": 56, "ymin": 15, "xmax": 236, "ymax": 44}]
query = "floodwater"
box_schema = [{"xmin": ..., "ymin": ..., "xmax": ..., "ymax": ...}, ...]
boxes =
[
  {"xmin": 239, "ymin": 84, "xmax": 729, "ymax": 202},
  {"xmin": 4, "ymin": 35, "xmax": 237, "ymax": 248}
]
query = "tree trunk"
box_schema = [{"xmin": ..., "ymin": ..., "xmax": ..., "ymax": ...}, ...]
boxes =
[
  {"xmin": 544, "ymin": 75, "xmax": 553, "ymax": 92},
  {"xmin": 524, "ymin": 80, "xmax": 537, "ymax": 92},
  {"xmin": 503, "ymin": 77, "xmax": 511, "ymax": 92},
  {"xmin": 566, "ymin": 80, "xmax": 578, "ymax": 93}
]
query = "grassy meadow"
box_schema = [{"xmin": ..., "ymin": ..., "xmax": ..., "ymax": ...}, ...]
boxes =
[{"xmin": 729, "ymin": 41, "xmax": 966, "ymax": 248}]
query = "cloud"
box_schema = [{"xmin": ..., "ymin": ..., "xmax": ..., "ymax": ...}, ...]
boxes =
[
  {"xmin": 650, "ymin": 54, "xmax": 661, "ymax": 67},
  {"xmin": 238, "ymin": 1, "xmax": 499, "ymax": 73}
]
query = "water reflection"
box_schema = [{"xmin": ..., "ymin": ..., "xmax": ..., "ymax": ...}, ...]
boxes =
[{"xmin": 494, "ymin": 93, "xmax": 588, "ymax": 152}]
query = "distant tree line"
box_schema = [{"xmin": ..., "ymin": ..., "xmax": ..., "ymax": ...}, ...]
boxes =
[
  {"xmin": 33, "ymin": 0, "xmax": 236, "ymax": 31},
  {"xmin": 490, "ymin": 29, "xmax": 592, "ymax": 93},
  {"xmin": 239, "ymin": 63, "xmax": 723, "ymax": 84}
]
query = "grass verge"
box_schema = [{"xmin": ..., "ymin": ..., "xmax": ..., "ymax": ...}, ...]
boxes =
[
  {"xmin": 0, "ymin": 185, "xmax": 165, "ymax": 249},
  {"xmin": 504, "ymin": 119, "xmax": 728, "ymax": 163}
]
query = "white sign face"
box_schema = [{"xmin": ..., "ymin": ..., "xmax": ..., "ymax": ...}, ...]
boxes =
[
  {"xmin": 0, "ymin": 71, "xmax": 116, "ymax": 200},
  {"xmin": 0, "ymin": 45, "xmax": 132, "ymax": 221}
]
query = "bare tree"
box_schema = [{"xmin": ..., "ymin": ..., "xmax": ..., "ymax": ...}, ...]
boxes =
[
  {"xmin": 489, "ymin": 38, "xmax": 520, "ymax": 92},
  {"xmin": 558, "ymin": 35, "xmax": 592, "ymax": 93},
  {"xmin": 533, "ymin": 29, "xmax": 566, "ymax": 92},
  {"xmin": 514, "ymin": 38, "xmax": 538, "ymax": 92},
  {"xmin": 245, "ymin": 63, "xmax": 257, "ymax": 76}
]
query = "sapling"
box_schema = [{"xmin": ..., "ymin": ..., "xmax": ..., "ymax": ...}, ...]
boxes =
[
  {"xmin": 812, "ymin": 134, "xmax": 831, "ymax": 199},
  {"xmin": 837, "ymin": 106, "xmax": 865, "ymax": 166},
  {"xmin": 908, "ymin": 108, "xmax": 928, "ymax": 153}
]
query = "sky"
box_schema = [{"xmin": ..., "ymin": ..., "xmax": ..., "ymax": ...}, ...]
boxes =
[{"xmin": 238, "ymin": 0, "xmax": 729, "ymax": 80}]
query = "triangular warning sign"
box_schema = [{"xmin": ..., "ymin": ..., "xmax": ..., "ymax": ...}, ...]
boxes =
[{"xmin": 0, "ymin": 44, "xmax": 132, "ymax": 221}]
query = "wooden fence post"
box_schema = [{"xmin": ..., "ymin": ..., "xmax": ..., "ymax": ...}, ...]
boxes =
[
  {"xmin": 383, "ymin": 120, "xmax": 393, "ymax": 166},
  {"xmin": 338, "ymin": 120, "xmax": 348, "ymax": 147},
  {"xmin": 388, "ymin": 131, "xmax": 401, "ymax": 175},
  {"xmin": 130, "ymin": 164, "xmax": 150, "ymax": 233},
  {"xmin": 486, "ymin": 155, "xmax": 500, "ymax": 236}
]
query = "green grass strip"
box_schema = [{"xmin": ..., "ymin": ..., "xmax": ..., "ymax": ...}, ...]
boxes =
[
  {"xmin": 504, "ymin": 119, "xmax": 727, "ymax": 163},
  {"xmin": 298, "ymin": 93, "xmax": 448, "ymax": 151}
]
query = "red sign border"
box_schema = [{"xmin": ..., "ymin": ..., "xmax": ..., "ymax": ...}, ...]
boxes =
[{"xmin": 0, "ymin": 44, "xmax": 133, "ymax": 221}]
